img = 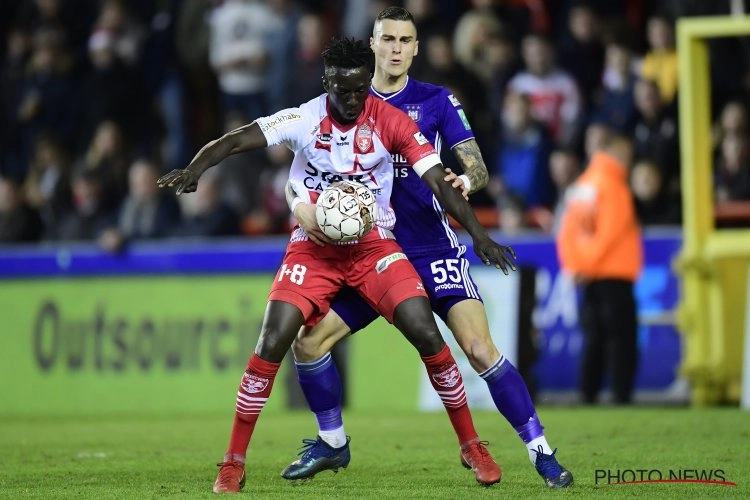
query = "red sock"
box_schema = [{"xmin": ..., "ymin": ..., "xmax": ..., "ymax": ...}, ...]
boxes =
[
  {"xmin": 421, "ymin": 345, "xmax": 478, "ymax": 445},
  {"xmin": 226, "ymin": 354, "xmax": 280, "ymax": 459}
]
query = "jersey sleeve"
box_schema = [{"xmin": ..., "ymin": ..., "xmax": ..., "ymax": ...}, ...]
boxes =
[
  {"xmin": 255, "ymin": 103, "xmax": 317, "ymax": 152},
  {"xmin": 385, "ymin": 107, "xmax": 440, "ymax": 177},
  {"xmin": 438, "ymin": 91, "xmax": 475, "ymax": 149}
]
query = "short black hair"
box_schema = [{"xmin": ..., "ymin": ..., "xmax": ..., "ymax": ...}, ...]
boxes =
[
  {"xmin": 376, "ymin": 6, "xmax": 415, "ymax": 24},
  {"xmin": 322, "ymin": 36, "xmax": 374, "ymax": 74}
]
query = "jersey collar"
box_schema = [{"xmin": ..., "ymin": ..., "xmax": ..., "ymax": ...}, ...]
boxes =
[{"xmin": 370, "ymin": 76, "xmax": 410, "ymax": 102}]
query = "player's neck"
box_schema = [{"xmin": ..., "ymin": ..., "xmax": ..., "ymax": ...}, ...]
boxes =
[{"xmin": 371, "ymin": 71, "xmax": 408, "ymax": 95}]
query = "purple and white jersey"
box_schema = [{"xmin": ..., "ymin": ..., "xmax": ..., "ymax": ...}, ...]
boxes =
[{"xmin": 371, "ymin": 77, "xmax": 475, "ymax": 255}]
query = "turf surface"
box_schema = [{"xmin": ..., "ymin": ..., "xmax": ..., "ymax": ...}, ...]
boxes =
[{"xmin": 0, "ymin": 407, "xmax": 747, "ymax": 498}]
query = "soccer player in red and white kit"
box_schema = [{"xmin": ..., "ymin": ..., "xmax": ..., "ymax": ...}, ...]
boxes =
[{"xmin": 157, "ymin": 37, "xmax": 517, "ymax": 494}]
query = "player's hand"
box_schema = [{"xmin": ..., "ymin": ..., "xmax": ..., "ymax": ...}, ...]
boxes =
[
  {"xmin": 444, "ymin": 168, "xmax": 469, "ymax": 200},
  {"xmin": 156, "ymin": 169, "xmax": 199, "ymax": 195},
  {"xmin": 294, "ymin": 202, "xmax": 334, "ymax": 246},
  {"xmin": 472, "ymin": 236, "xmax": 517, "ymax": 275}
]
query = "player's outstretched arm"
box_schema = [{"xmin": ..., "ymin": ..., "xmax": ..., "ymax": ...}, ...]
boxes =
[
  {"xmin": 421, "ymin": 164, "xmax": 517, "ymax": 274},
  {"xmin": 157, "ymin": 122, "xmax": 268, "ymax": 195}
]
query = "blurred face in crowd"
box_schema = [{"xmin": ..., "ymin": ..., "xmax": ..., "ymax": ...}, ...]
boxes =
[
  {"xmin": 634, "ymin": 80, "xmax": 661, "ymax": 118},
  {"xmin": 584, "ymin": 123, "xmax": 611, "ymax": 159},
  {"xmin": 0, "ymin": 177, "xmax": 22, "ymax": 212},
  {"xmin": 482, "ymin": 35, "xmax": 515, "ymax": 70},
  {"xmin": 568, "ymin": 6, "xmax": 596, "ymax": 43},
  {"xmin": 98, "ymin": 0, "xmax": 128, "ymax": 31},
  {"xmin": 194, "ymin": 174, "xmax": 221, "ymax": 213},
  {"xmin": 549, "ymin": 151, "xmax": 581, "ymax": 189},
  {"xmin": 721, "ymin": 134, "xmax": 748, "ymax": 172},
  {"xmin": 297, "ymin": 13, "xmax": 325, "ymax": 55},
  {"xmin": 371, "ymin": 18, "xmax": 419, "ymax": 81},
  {"xmin": 267, "ymin": 144, "xmax": 293, "ymax": 167},
  {"xmin": 630, "ymin": 160, "xmax": 662, "ymax": 202},
  {"xmin": 89, "ymin": 31, "xmax": 116, "ymax": 69},
  {"xmin": 404, "ymin": 0, "xmax": 434, "ymax": 20},
  {"xmin": 92, "ymin": 120, "xmax": 123, "ymax": 156},
  {"xmin": 647, "ymin": 17, "xmax": 674, "ymax": 51},
  {"xmin": 720, "ymin": 101, "xmax": 748, "ymax": 135},
  {"xmin": 128, "ymin": 160, "xmax": 160, "ymax": 202},
  {"xmin": 605, "ymin": 43, "xmax": 631, "ymax": 76},
  {"xmin": 521, "ymin": 35, "xmax": 553, "ymax": 76},
  {"xmin": 502, "ymin": 91, "xmax": 532, "ymax": 132},
  {"xmin": 35, "ymin": 0, "xmax": 63, "ymax": 20},
  {"xmin": 424, "ymin": 33, "xmax": 453, "ymax": 71},
  {"xmin": 71, "ymin": 173, "xmax": 102, "ymax": 214}
]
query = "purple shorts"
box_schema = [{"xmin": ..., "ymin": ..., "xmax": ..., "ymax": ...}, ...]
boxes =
[{"xmin": 331, "ymin": 246, "xmax": 483, "ymax": 333}]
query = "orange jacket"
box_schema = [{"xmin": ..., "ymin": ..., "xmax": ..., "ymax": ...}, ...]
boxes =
[{"xmin": 556, "ymin": 151, "xmax": 643, "ymax": 282}]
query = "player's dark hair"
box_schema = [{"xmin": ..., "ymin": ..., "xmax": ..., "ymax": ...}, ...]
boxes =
[
  {"xmin": 376, "ymin": 6, "xmax": 416, "ymax": 25},
  {"xmin": 322, "ymin": 36, "xmax": 374, "ymax": 74}
]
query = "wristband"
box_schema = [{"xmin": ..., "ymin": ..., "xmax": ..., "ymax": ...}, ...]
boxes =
[
  {"xmin": 290, "ymin": 198, "xmax": 303, "ymax": 214},
  {"xmin": 458, "ymin": 174, "xmax": 471, "ymax": 192}
]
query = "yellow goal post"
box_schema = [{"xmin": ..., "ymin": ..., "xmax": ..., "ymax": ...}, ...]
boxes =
[{"xmin": 675, "ymin": 16, "xmax": 750, "ymax": 406}]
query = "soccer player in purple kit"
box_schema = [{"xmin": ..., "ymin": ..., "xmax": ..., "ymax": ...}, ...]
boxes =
[{"xmin": 283, "ymin": 7, "xmax": 573, "ymax": 489}]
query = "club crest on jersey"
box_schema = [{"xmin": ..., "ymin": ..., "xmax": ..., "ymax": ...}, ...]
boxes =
[
  {"xmin": 240, "ymin": 372, "xmax": 269, "ymax": 393},
  {"xmin": 356, "ymin": 124, "xmax": 373, "ymax": 153},
  {"xmin": 405, "ymin": 104, "xmax": 422, "ymax": 122},
  {"xmin": 432, "ymin": 364, "xmax": 461, "ymax": 388}
]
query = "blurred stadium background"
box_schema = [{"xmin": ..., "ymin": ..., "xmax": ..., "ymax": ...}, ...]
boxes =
[{"xmin": 1, "ymin": 0, "xmax": 750, "ymax": 421}]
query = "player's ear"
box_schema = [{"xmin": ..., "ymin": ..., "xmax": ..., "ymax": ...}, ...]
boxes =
[
  {"xmin": 414, "ymin": 39, "xmax": 419, "ymax": 57},
  {"xmin": 321, "ymin": 75, "xmax": 328, "ymax": 92}
]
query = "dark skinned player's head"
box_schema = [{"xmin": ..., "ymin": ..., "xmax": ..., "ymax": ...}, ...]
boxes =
[{"xmin": 321, "ymin": 37, "xmax": 374, "ymax": 124}]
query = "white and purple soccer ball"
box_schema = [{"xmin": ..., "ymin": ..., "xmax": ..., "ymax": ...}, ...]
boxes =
[{"xmin": 315, "ymin": 180, "xmax": 376, "ymax": 242}]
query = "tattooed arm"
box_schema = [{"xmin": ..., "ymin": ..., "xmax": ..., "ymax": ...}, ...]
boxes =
[{"xmin": 452, "ymin": 139, "xmax": 489, "ymax": 194}]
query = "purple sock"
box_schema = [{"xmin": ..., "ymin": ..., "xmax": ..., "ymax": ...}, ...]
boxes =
[
  {"xmin": 480, "ymin": 355, "xmax": 544, "ymax": 443},
  {"xmin": 296, "ymin": 353, "xmax": 343, "ymax": 431}
]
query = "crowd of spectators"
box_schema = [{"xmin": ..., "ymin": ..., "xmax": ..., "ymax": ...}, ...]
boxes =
[{"xmin": 2, "ymin": 0, "xmax": 750, "ymax": 247}]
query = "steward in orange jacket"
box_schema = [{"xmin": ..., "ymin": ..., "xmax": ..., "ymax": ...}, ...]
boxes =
[
  {"xmin": 555, "ymin": 135, "xmax": 643, "ymax": 404},
  {"xmin": 556, "ymin": 139, "xmax": 643, "ymax": 282}
]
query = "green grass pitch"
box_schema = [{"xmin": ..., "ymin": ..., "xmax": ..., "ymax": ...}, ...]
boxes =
[{"xmin": 0, "ymin": 407, "xmax": 747, "ymax": 498}]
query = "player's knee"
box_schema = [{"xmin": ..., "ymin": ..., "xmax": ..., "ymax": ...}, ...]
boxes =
[
  {"xmin": 412, "ymin": 322, "xmax": 445, "ymax": 356},
  {"xmin": 256, "ymin": 327, "xmax": 295, "ymax": 362},
  {"xmin": 463, "ymin": 336, "xmax": 500, "ymax": 372},
  {"xmin": 291, "ymin": 335, "xmax": 324, "ymax": 363}
]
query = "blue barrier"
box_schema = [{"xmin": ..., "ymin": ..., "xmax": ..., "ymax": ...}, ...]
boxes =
[{"xmin": 0, "ymin": 229, "xmax": 683, "ymax": 398}]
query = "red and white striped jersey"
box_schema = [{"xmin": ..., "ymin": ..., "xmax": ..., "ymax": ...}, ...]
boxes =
[{"xmin": 256, "ymin": 94, "xmax": 439, "ymax": 231}]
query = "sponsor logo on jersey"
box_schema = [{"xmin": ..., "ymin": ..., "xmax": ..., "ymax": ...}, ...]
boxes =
[
  {"xmin": 405, "ymin": 104, "xmax": 423, "ymax": 122},
  {"xmin": 432, "ymin": 364, "xmax": 461, "ymax": 388},
  {"xmin": 302, "ymin": 162, "xmax": 383, "ymax": 195},
  {"xmin": 457, "ymin": 109, "xmax": 471, "ymax": 130},
  {"xmin": 375, "ymin": 252, "xmax": 407, "ymax": 273},
  {"xmin": 435, "ymin": 283, "xmax": 465, "ymax": 292},
  {"xmin": 258, "ymin": 112, "xmax": 302, "ymax": 133},
  {"xmin": 356, "ymin": 124, "xmax": 373, "ymax": 153},
  {"xmin": 240, "ymin": 372, "xmax": 269, "ymax": 393},
  {"xmin": 413, "ymin": 131, "xmax": 429, "ymax": 145},
  {"xmin": 448, "ymin": 94, "xmax": 461, "ymax": 107},
  {"xmin": 315, "ymin": 132, "xmax": 332, "ymax": 151},
  {"xmin": 336, "ymin": 134, "xmax": 350, "ymax": 146}
]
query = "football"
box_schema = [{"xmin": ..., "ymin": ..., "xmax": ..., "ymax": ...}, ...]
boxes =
[{"xmin": 315, "ymin": 180, "xmax": 376, "ymax": 242}]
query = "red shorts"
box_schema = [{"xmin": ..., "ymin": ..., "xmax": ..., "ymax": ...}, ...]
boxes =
[{"xmin": 269, "ymin": 228, "xmax": 427, "ymax": 326}]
